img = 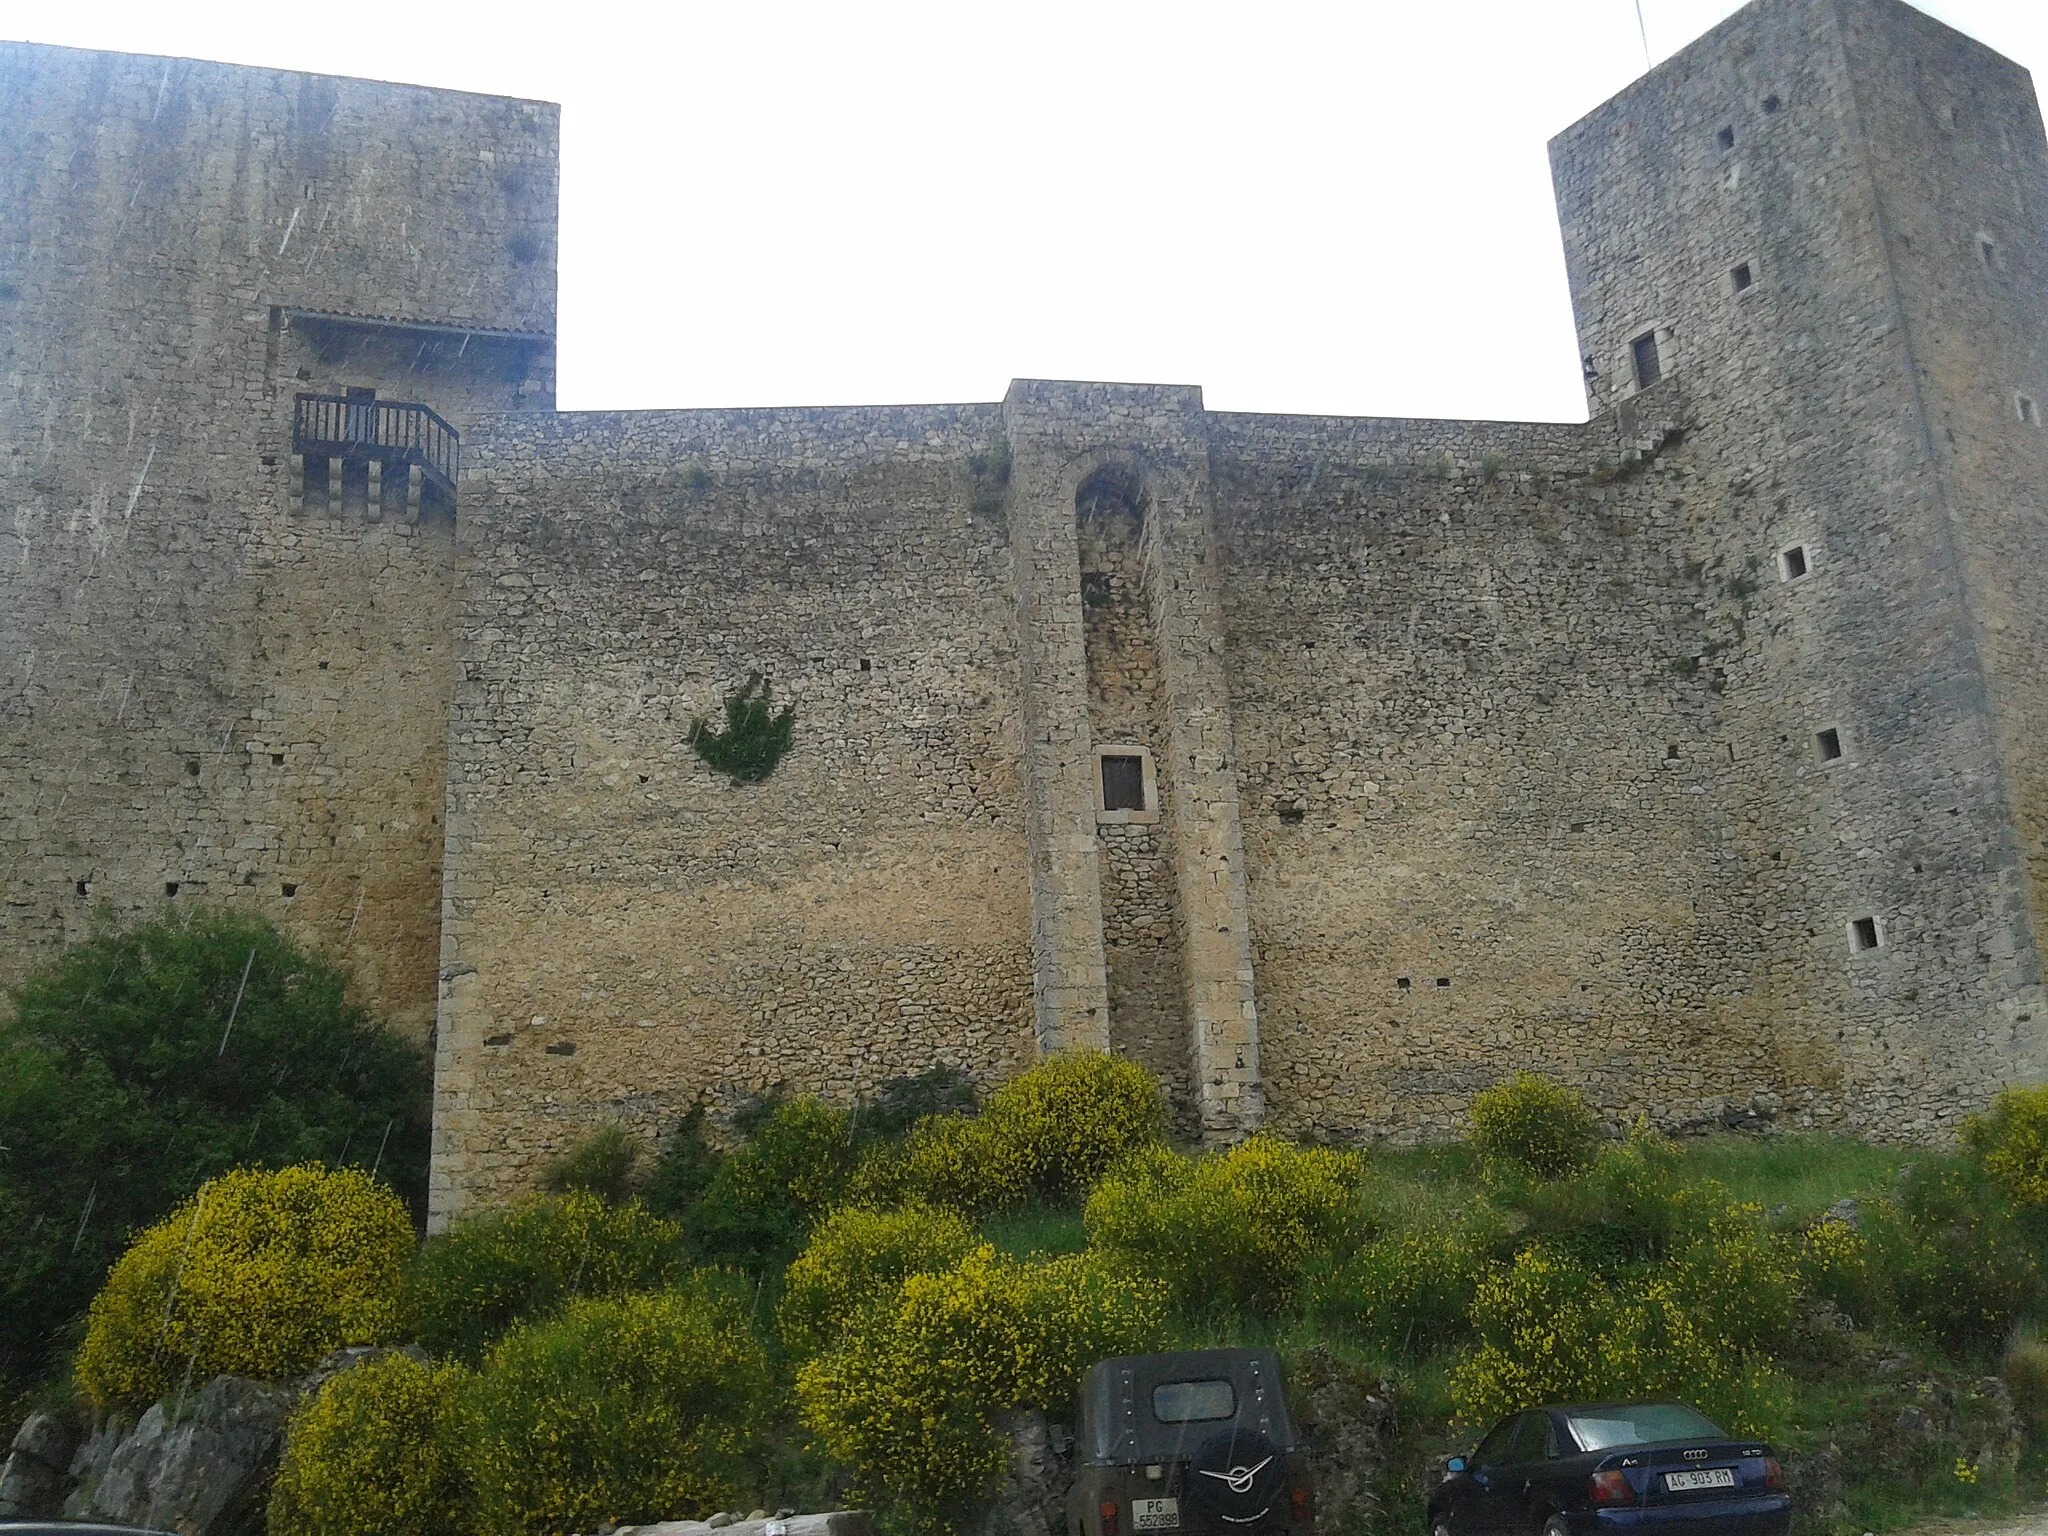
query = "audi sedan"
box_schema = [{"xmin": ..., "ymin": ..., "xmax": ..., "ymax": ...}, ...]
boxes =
[{"xmin": 1426, "ymin": 1401, "xmax": 1791, "ymax": 1536}]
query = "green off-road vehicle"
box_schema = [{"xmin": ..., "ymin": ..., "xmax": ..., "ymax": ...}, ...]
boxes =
[{"xmin": 1065, "ymin": 1348, "xmax": 1314, "ymax": 1536}]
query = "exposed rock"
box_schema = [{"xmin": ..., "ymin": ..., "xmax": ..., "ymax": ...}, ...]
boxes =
[
  {"xmin": 293, "ymin": 1342, "xmax": 427, "ymax": 1399},
  {"xmin": 64, "ymin": 1375, "xmax": 296, "ymax": 1536},
  {"xmin": 1288, "ymin": 1347, "xmax": 1399, "ymax": 1532},
  {"xmin": 0, "ymin": 1410, "xmax": 80, "ymax": 1517},
  {"xmin": 979, "ymin": 1408, "xmax": 1070, "ymax": 1536},
  {"xmin": 614, "ymin": 1516, "xmax": 873, "ymax": 1536}
]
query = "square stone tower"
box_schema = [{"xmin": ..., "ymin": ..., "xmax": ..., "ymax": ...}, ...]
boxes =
[{"xmin": 1551, "ymin": 0, "xmax": 2048, "ymax": 1116}]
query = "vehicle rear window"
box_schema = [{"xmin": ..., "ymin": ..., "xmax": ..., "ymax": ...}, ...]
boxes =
[
  {"xmin": 1153, "ymin": 1379, "xmax": 1236, "ymax": 1423},
  {"xmin": 1566, "ymin": 1405, "xmax": 1725, "ymax": 1450}
]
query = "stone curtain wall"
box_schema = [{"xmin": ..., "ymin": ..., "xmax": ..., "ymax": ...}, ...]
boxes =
[
  {"xmin": 0, "ymin": 44, "xmax": 557, "ymax": 1039},
  {"xmin": 1547, "ymin": 0, "xmax": 2047, "ymax": 1135},
  {"xmin": 430, "ymin": 406, "xmax": 1034, "ymax": 1225}
]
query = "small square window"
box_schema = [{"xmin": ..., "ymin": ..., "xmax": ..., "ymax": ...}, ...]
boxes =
[
  {"xmin": 1816, "ymin": 727, "xmax": 1843, "ymax": 762},
  {"xmin": 1779, "ymin": 544, "xmax": 1809, "ymax": 581},
  {"xmin": 1717, "ymin": 125, "xmax": 1735, "ymax": 151},
  {"xmin": 2021, "ymin": 395, "xmax": 2040, "ymax": 426},
  {"xmin": 1849, "ymin": 916, "xmax": 1881, "ymax": 952},
  {"xmin": 1434, "ymin": 977, "xmax": 1450, "ymax": 988},
  {"xmin": 1730, "ymin": 262, "xmax": 1754, "ymax": 292},
  {"xmin": 1631, "ymin": 330, "xmax": 1663, "ymax": 389},
  {"xmin": 1396, "ymin": 977, "xmax": 1412, "ymax": 991},
  {"xmin": 1101, "ymin": 755, "xmax": 1145, "ymax": 812}
]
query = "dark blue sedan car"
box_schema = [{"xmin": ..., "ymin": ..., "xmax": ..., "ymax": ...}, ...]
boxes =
[{"xmin": 1426, "ymin": 1401, "xmax": 1791, "ymax": 1536}]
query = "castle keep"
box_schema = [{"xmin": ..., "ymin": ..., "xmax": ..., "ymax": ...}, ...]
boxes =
[{"xmin": 4, "ymin": 0, "xmax": 2046, "ymax": 1226}]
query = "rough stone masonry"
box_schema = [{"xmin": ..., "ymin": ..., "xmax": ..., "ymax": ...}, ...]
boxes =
[{"xmin": 1, "ymin": 0, "xmax": 2043, "ymax": 1229}]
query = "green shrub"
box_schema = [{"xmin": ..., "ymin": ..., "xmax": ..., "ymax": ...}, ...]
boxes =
[
  {"xmin": 408, "ymin": 1193, "xmax": 686, "ymax": 1363},
  {"xmin": 269, "ymin": 1352, "xmax": 471, "ymax": 1536},
  {"xmin": 982, "ymin": 1053, "xmax": 1165, "ymax": 1201},
  {"xmin": 642, "ymin": 1106, "xmax": 723, "ymax": 1223},
  {"xmin": 778, "ymin": 1204, "xmax": 978, "ymax": 1356},
  {"xmin": 1792, "ymin": 1215, "xmax": 1874, "ymax": 1325},
  {"xmin": 1862, "ymin": 1163, "xmax": 2040, "ymax": 1356},
  {"xmin": 689, "ymin": 1096, "xmax": 859, "ymax": 1265},
  {"xmin": 850, "ymin": 1065, "xmax": 978, "ymax": 1142},
  {"xmin": 1509, "ymin": 1132, "xmax": 1688, "ymax": 1270},
  {"xmin": 1963, "ymin": 1084, "xmax": 2048, "ymax": 1208},
  {"xmin": 1312, "ymin": 1213, "xmax": 1507, "ymax": 1356},
  {"xmin": 463, "ymin": 1281, "xmax": 774, "ymax": 1535},
  {"xmin": 0, "ymin": 908, "xmax": 428, "ymax": 1388},
  {"xmin": 796, "ymin": 1245, "xmax": 1166, "ymax": 1530},
  {"xmin": 1448, "ymin": 1243, "xmax": 1786, "ymax": 1436},
  {"xmin": 2003, "ymin": 1328, "xmax": 2048, "ymax": 1441},
  {"xmin": 1086, "ymin": 1136, "xmax": 1367, "ymax": 1314},
  {"xmin": 1468, "ymin": 1073, "xmax": 1602, "ymax": 1178},
  {"xmin": 538, "ymin": 1125, "xmax": 641, "ymax": 1205},
  {"xmin": 688, "ymin": 672, "xmax": 795, "ymax": 785},
  {"xmin": 74, "ymin": 1165, "xmax": 411, "ymax": 1405}
]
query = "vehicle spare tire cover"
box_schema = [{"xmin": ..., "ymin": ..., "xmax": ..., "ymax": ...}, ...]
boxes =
[{"xmin": 1185, "ymin": 1426, "xmax": 1286, "ymax": 1526}]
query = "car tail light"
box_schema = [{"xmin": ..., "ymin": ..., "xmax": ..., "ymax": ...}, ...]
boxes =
[
  {"xmin": 1290, "ymin": 1484, "xmax": 1312, "ymax": 1524},
  {"xmin": 1763, "ymin": 1457, "xmax": 1787, "ymax": 1492},
  {"xmin": 1100, "ymin": 1499, "xmax": 1121, "ymax": 1536},
  {"xmin": 1589, "ymin": 1470, "xmax": 1633, "ymax": 1504}
]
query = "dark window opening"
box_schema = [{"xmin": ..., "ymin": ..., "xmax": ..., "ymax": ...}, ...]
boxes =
[
  {"xmin": 1435, "ymin": 977, "xmax": 1450, "ymax": 988},
  {"xmin": 1570, "ymin": 821, "xmax": 1588, "ymax": 833},
  {"xmin": 1731, "ymin": 261, "xmax": 1753, "ymax": 292},
  {"xmin": 1763, "ymin": 94, "xmax": 1782, "ymax": 113},
  {"xmin": 271, "ymin": 752, "xmax": 285, "ymax": 765},
  {"xmin": 282, "ymin": 882, "xmax": 298, "ymax": 898},
  {"xmin": 2022, "ymin": 396, "xmax": 2040, "ymax": 426},
  {"xmin": 1278, "ymin": 805, "xmax": 1305, "ymax": 826},
  {"xmin": 1101, "ymin": 755, "xmax": 1145, "ymax": 812},
  {"xmin": 165, "ymin": 881, "xmax": 180, "ymax": 897},
  {"xmin": 185, "ymin": 759, "xmax": 200, "ymax": 776},
  {"xmin": 76, "ymin": 879, "xmax": 89, "ymax": 896},
  {"xmin": 1780, "ymin": 544, "xmax": 1808, "ymax": 580},
  {"xmin": 1632, "ymin": 331, "xmax": 1663, "ymax": 389},
  {"xmin": 1397, "ymin": 977, "xmax": 1412, "ymax": 990},
  {"xmin": 859, "ymin": 658, "xmax": 872, "ymax": 671},
  {"xmin": 1717, "ymin": 125, "xmax": 1735, "ymax": 151},
  {"xmin": 1666, "ymin": 744, "xmax": 1680, "ymax": 760},
  {"xmin": 1817, "ymin": 727, "xmax": 1843, "ymax": 762},
  {"xmin": 545, "ymin": 1041, "xmax": 577, "ymax": 1056},
  {"xmin": 1851, "ymin": 916, "xmax": 1880, "ymax": 952}
]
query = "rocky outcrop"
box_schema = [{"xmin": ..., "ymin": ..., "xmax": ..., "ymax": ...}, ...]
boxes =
[
  {"xmin": 979, "ymin": 1409, "xmax": 1071, "ymax": 1536},
  {"xmin": 63, "ymin": 1375, "xmax": 297, "ymax": 1536},
  {"xmin": 1288, "ymin": 1348, "xmax": 1400, "ymax": 1532},
  {"xmin": 0, "ymin": 1410, "xmax": 80, "ymax": 1517}
]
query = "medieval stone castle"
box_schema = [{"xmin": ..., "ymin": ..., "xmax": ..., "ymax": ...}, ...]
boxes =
[{"xmin": 4, "ymin": 0, "xmax": 2046, "ymax": 1226}]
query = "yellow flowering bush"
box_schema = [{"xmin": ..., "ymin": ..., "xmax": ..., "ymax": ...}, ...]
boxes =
[
  {"xmin": 1311, "ymin": 1217, "xmax": 1503, "ymax": 1355},
  {"xmin": 850, "ymin": 1112, "xmax": 1030, "ymax": 1216},
  {"xmin": 268, "ymin": 1352, "xmax": 471, "ymax": 1536},
  {"xmin": 463, "ymin": 1280, "xmax": 773, "ymax": 1535},
  {"xmin": 982, "ymin": 1052, "xmax": 1166, "ymax": 1201},
  {"xmin": 1793, "ymin": 1215, "xmax": 1873, "ymax": 1323},
  {"xmin": 74, "ymin": 1164, "xmax": 410, "ymax": 1405},
  {"xmin": 1963, "ymin": 1084, "xmax": 2048, "ymax": 1208},
  {"xmin": 408, "ymin": 1192, "xmax": 686, "ymax": 1362},
  {"xmin": 1086, "ymin": 1136, "xmax": 1367, "ymax": 1312},
  {"xmin": 796, "ymin": 1245, "xmax": 1166, "ymax": 1529},
  {"xmin": 1449, "ymin": 1244, "xmax": 1786, "ymax": 1436},
  {"xmin": 778, "ymin": 1203, "xmax": 978, "ymax": 1355},
  {"xmin": 1468, "ymin": 1073, "xmax": 1602, "ymax": 1179}
]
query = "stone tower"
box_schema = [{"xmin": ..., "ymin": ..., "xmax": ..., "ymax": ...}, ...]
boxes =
[{"xmin": 1550, "ymin": 0, "xmax": 2048, "ymax": 1115}]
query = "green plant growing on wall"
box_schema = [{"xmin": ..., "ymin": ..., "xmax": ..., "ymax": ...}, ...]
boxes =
[
  {"xmin": 688, "ymin": 673, "xmax": 795, "ymax": 785},
  {"xmin": 967, "ymin": 437, "xmax": 1012, "ymax": 516}
]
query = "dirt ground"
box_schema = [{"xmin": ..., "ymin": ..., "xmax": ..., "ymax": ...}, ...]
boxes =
[{"xmin": 1903, "ymin": 1514, "xmax": 2048, "ymax": 1536}]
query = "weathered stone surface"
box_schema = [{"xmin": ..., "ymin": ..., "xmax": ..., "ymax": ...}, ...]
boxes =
[
  {"xmin": 615, "ymin": 1517, "xmax": 872, "ymax": 1536},
  {"xmin": 0, "ymin": 1409, "xmax": 79, "ymax": 1517},
  {"xmin": 979, "ymin": 1408, "xmax": 1070, "ymax": 1536},
  {"xmin": 1289, "ymin": 1348, "xmax": 1398, "ymax": 1533},
  {"xmin": 64, "ymin": 1376, "xmax": 296, "ymax": 1536}
]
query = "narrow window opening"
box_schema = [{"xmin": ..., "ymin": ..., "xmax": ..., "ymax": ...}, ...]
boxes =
[
  {"xmin": 1849, "ymin": 916, "xmax": 1881, "ymax": 952},
  {"xmin": 1763, "ymin": 94, "xmax": 1782, "ymax": 113},
  {"xmin": 165, "ymin": 881, "xmax": 180, "ymax": 897},
  {"xmin": 1731, "ymin": 261, "xmax": 1754, "ymax": 292},
  {"xmin": 1666, "ymin": 744, "xmax": 1680, "ymax": 760},
  {"xmin": 185, "ymin": 759, "xmax": 200, "ymax": 776},
  {"xmin": 1716, "ymin": 125, "xmax": 1735, "ymax": 151},
  {"xmin": 1979, "ymin": 236, "xmax": 2000, "ymax": 270},
  {"xmin": 281, "ymin": 882, "xmax": 298, "ymax": 898},
  {"xmin": 859, "ymin": 658, "xmax": 872, "ymax": 671},
  {"xmin": 2021, "ymin": 395, "xmax": 2040, "ymax": 426},
  {"xmin": 1631, "ymin": 330, "xmax": 1663, "ymax": 389},
  {"xmin": 1570, "ymin": 821, "xmax": 1588, "ymax": 834},
  {"xmin": 271, "ymin": 752, "xmax": 285, "ymax": 766},
  {"xmin": 1396, "ymin": 977, "xmax": 1412, "ymax": 991},
  {"xmin": 1816, "ymin": 727, "xmax": 1843, "ymax": 762},
  {"xmin": 1101, "ymin": 754, "xmax": 1145, "ymax": 813},
  {"xmin": 1277, "ymin": 805, "xmax": 1305, "ymax": 827},
  {"xmin": 1434, "ymin": 977, "xmax": 1451, "ymax": 988},
  {"xmin": 75, "ymin": 879, "xmax": 89, "ymax": 896},
  {"xmin": 1779, "ymin": 544, "xmax": 1808, "ymax": 580}
]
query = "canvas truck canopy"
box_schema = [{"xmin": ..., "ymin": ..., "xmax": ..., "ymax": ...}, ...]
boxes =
[{"xmin": 1076, "ymin": 1348, "xmax": 1299, "ymax": 1466}]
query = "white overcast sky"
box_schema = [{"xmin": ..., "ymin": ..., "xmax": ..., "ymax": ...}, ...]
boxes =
[{"xmin": 8, "ymin": 0, "xmax": 2045, "ymax": 421}]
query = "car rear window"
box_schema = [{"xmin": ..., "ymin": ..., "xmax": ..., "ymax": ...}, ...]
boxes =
[
  {"xmin": 1566, "ymin": 1404, "xmax": 1725, "ymax": 1450},
  {"xmin": 1153, "ymin": 1379, "xmax": 1236, "ymax": 1423}
]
